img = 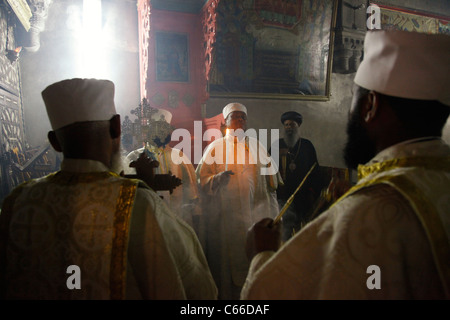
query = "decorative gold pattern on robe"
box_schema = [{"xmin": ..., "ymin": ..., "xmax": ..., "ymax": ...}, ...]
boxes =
[
  {"xmin": 333, "ymin": 155, "xmax": 450, "ymax": 298},
  {"xmin": 241, "ymin": 139, "xmax": 450, "ymax": 300},
  {"xmin": 1, "ymin": 171, "xmax": 138, "ymax": 299}
]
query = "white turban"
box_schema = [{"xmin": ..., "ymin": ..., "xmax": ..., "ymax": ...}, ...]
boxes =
[
  {"xmin": 151, "ymin": 108, "xmax": 172, "ymax": 124},
  {"xmin": 42, "ymin": 78, "xmax": 117, "ymax": 130},
  {"xmin": 354, "ymin": 30, "xmax": 450, "ymax": 106},
  {"xmin": 222, "ymin": 102, "xmax": 247, "ymax": 120}
]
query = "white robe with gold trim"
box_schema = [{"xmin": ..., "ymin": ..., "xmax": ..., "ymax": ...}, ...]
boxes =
[
  {"xmin": 241, "ymin": 138, "xmax": 450, "ymax": 299},
  {"xmin": 0, "ymin": 159, "xmax": 185, "ymax": 299},
  {"xmin": 196, "ymin": 135, "xmax": 280, "ymax": 300}
]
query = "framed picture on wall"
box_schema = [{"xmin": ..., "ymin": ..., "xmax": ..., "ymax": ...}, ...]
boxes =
[
  {"xmin": 155, "ymin": 31, "xmax": 189, "ymax": 82},
  {"xmin": 205, "ymin": 0, "xmax": 338, "ymax": 101},
  {"xmin": 370, "ymin": 2, "xmax": 450, "ymax": 34}
]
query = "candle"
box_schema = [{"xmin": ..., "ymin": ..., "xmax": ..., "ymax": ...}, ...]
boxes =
[
  {"xmin": 225, "ymin": 129, "xmax": 229, "ymax": 171},
  {"xmin": 272, "ymin": 162, "xmax": 317, "ymax": 225}
]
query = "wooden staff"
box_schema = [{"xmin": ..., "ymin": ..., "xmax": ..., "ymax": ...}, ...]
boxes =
[{"xmin": 272, "ymin": 162, "xmax": 317, "ymax": 225}]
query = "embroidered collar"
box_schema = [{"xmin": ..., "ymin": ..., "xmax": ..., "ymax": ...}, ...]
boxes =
[
  {"xmin": 358, "ymin": 156, "xmax": 450, "ymax": 180},
  {"xmin": 357, "ymin": 138, "xmax": 450, "ymax": 179}
]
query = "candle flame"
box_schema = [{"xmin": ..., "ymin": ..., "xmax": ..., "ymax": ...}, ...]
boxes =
[{"xmin": 225, "ymin": 129, "xmax": 230, "ymax": 136}]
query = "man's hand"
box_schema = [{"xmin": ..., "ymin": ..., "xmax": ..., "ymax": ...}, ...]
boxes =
[
  {"xmin": 212, "ymin": 170, "xmax": 234, "ymax": 190},
  {"xmin": 245, "ymin": 218, "xmax": 281, "ymax": 261}
]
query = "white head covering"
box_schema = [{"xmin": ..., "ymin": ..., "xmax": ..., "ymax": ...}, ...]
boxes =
[
  {"xmin": 354, "ymin": 30, "xmax": 450, "ymax": 106},
  {"xmin": 42, "ymin": 78, "xmax": 117, "ymax": 130},
  {"xmin": 222, "ymin": 102, "xmax": 247, "ymax": 120},
  {"xmin": 151, "ymin": 108, "xmax": 172, "ymax": 124}
]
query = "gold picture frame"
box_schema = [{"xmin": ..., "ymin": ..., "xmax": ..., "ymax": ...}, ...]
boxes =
[
  {"xmin": 371, "ymin": 2, "xmax": 450, "ymax": 35},
  {"xmin": 207, "ymin": 0, "xmax": 338, "ymax": 101}
]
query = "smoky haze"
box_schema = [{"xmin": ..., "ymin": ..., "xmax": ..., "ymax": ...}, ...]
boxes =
[{"xmin": 19, "ymin": 0, "xmax": 140, "ymax": 149}]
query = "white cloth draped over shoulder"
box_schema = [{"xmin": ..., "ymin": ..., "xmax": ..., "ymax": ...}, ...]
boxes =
[{"xmin": 125, "ymin": 147, "xmax": 219, "ymax": 300}]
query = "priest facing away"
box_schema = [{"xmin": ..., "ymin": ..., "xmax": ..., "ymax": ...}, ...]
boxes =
[{"xmin": 0, "ymin": 78, "xmax": 217, "ymax": 300}]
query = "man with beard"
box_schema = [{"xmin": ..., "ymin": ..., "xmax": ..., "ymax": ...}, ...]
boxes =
[
  {"xmin": 0, "ymin": 78, "xmax": 217, "ymax": 300},
  {"xmin": 240, "ymin": 30, "xmax": 450, "ymax": 299},
  {"xmin": 196, "ymin": 102, "xmax": 280, "ymax": 300},
  {"xmin": 271, "ymin": 111, "xmax": 321, "ymax": 240}
]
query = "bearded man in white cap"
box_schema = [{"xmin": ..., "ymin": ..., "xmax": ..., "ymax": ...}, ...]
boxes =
[
  {"xmin": 196, "ymin": 102, "xmax": 280, "ymax": 300},
  {"xmin": 241, "ymin": 30, "xmax": 450, "ymax": 300},
  {"xmin": 0, "ymin": 78, "xmax": 217, "ymax": 300}
]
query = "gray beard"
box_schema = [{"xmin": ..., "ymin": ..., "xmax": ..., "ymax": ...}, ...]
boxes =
[{"xmin": 284, "ymin": 132, "xmax": 300, "ymax": 148}]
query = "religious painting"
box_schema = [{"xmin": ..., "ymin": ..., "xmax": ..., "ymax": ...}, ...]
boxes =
[
  {"xmin": 206, "ymin": 0, "xmax": 338, "ymax": 100},
  {"xmin": 371, "ymin": 2, "xmax": 450, "ymax": 35},
  {"xmin": 155, "ymin": 32, "xmax": 189, "ymax": 82},
  {"xmin": 0, "ymin": 8, "xmax": 21, "ymax": 95}
]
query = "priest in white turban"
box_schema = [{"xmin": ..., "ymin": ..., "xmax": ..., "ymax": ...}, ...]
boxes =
[
  {"xmin": 196, "ymin": 102, "xmax": 281, "ymax": 300},
  {"xmin": 0, "ymin": 78, "xmax": 217, "ymax": 300},
  {"xmin": 242, "ymin": 30, "xmax": 450, "ymax": 300}
]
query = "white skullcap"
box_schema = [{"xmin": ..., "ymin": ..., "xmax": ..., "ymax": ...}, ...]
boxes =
[
  {"xmin": 222, "ymin": 102, "xmax": 247, "ymax": 120},
  {"xmin": 42, "ymin": 78, "xmax": 117, "ymax": 130},
  {"xmin": 151, "ymin": 108, "xmax": 172, "ymax": 124},
  {"xmin": 354, "ymin": 30, "xmax": 450, "ymax": 106}
]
